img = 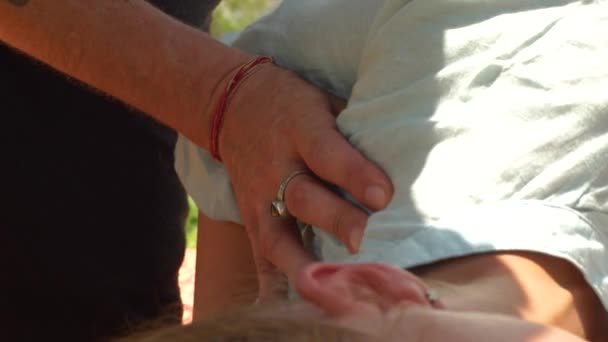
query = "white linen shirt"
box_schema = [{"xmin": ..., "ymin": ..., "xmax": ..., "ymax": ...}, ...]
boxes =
[{"xmin": 175, "ymin": 0, "xmax": 608, "ymax": 309}]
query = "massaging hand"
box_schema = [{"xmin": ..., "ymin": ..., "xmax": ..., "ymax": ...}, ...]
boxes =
[
  {"xmin": 217, "ymin": 64, "xmax": 393, "ymax": 299},
  {"xmin": 0, "ymin": 0, "xmax": 391, "ymax": 301}
]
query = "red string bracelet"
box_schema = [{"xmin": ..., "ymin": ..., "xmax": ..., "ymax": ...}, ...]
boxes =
[{"xmin": 210, "ymin": 56, "xmax": 274, "ymax": 162}]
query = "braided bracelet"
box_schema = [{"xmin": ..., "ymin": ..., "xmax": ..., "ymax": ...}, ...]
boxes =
[{"xmin": 210, "ymin": 56, "xmax": 274, "ymax": 161}]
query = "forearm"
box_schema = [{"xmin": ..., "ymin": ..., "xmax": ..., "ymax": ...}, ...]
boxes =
[
  {"xmin": 0, "ymin": 0, "xmax": 250, "ymax": 147},
  {"xmin": 414, "ymin": 252, "xmax": 608, "ymax": 341},
  {"xmin": 194, "ymin": 213, "xmax": 258, "ymax": 320}
]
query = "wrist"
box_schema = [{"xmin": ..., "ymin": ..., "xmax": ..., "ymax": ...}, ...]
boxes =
[
  {"xmin": 207, "ymin": 56, "xmax": 274, "ymax": 161},
  {"xmin": 173, "ymin": 40, "xmax": 252, "ymax": 150}
]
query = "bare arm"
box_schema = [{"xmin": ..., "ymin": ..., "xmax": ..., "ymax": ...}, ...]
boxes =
[
  {"xmin": 0, "ymin": 0, "xmax": 395, "ymax": 297},
  {"xmin": 0, "ymin": 0, "xmax": 249, "ymax": 148},
  {"xmin": 193, "ymin": 212, "xmax": 258, "ymax": 320}
]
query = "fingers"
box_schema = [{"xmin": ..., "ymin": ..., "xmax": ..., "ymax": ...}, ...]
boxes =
[
  {"xmin": 251, "ymin": 248, "xmax": 289, "ymax": 303},
  {"xmin": 298, "ymin": 126, "xmax": 394, "ymax": 211},
  {"xmin": 252, "ymin": 215, "xmax": 315, "ymax": 285},
  {"xmin": 255, "ymin": 270, "xmax": 288, "ymax": 304},
  {"xmin": 284, "ymin": 174, "xmax": 368, "ymax": 253},
  {"xmin": 245, "ymin": 210, "xmax": 315, "ymax": 304},
  {"xmin": 246, "ymin": 222, "xmax": 289, "ymax": 304}
]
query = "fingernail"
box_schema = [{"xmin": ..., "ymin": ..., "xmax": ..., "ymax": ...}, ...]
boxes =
[
  {"xmin": 349, "ymin": 225, "xmax": 365, "ymax": 254},
  {"xmin": 365, "ymin": 185, "xmax": 388, "ymax": 209}
]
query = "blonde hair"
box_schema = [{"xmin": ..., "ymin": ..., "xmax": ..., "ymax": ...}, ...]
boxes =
[{"xmin": 121, "ymin": 302, "xmax": 368, "ymax": 342}]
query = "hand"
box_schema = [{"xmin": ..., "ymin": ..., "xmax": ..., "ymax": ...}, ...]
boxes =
[{"xmin": 217, "ymin": 63, "xmax": 394, "ymax": 300}]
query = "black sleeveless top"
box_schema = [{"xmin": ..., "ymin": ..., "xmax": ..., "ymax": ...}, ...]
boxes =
[{"xmin": 0, "ymin": 1, "xmax": 220, "ymax": 340}]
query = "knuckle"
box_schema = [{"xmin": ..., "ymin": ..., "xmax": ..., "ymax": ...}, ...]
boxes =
[{"xmin": 330, "ymin": 208, "xmax": 350, "ymax": 241}]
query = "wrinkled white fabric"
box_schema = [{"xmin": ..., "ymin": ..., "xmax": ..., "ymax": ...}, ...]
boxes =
[{"xmin": 175, "ymin": 0, "xmax": 608, "ymax": 309}]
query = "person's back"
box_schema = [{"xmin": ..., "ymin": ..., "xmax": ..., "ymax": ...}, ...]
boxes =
[{"xmin": 0, "ymin": 1, "xmax": 217, "ymax": 340}]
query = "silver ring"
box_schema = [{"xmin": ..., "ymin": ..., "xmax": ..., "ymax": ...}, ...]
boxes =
[{"xmin": 271, "ymin": 170, "xmax": 310, "ymax": 218}]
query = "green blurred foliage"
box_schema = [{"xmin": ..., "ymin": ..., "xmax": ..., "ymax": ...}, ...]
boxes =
[
  {"xmin": 185, "ymin": 0, "xmax": 277, "ymax": 248},
  {"xmin": 211, "ymin": 0, "xmax": 278, "ymax": 37},
  {"xmin": 186, "ymin": 197, "xmax": 199, "ymax": 248}
]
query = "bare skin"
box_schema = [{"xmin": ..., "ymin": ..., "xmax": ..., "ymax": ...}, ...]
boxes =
[
  {"xmin": 413, "ymin": 252, "xmax": 608, "ymax": 341},
  {"xmin": 297, "ymin": 262, "xmax": 588, "ymax": 342},
  {"xmin": 0, "ymin": 0, "xmax": 393, "ymax": 296},
  {"xmin": 194, "ymin": 213, "xmax": 258, "ymax": 319},
  {"xmin": 194, "ymin": 215, "xmax": 608, "ymax": 341}
]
